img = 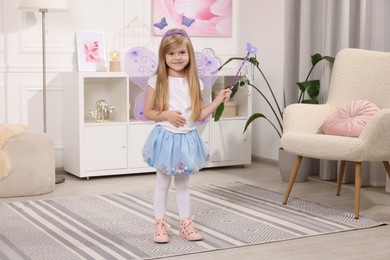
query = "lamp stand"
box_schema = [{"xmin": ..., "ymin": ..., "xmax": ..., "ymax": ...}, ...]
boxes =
[
  {"xmin": 40, "ymin": 8, "xmax": 47, "ymax": 133},
  {"xmin": 39, "ymin": 9, "xmax": 65, "ymax": 184}
]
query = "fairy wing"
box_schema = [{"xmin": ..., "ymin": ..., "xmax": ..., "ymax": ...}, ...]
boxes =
[
  {"xmin": 125, "ymin": 46, "xmax": 219, "ymax": 123},
  {"xmin": 195, "ymin": 49, "xmax": 219, "ymax": 90},
  {"xmin": 125, "ymin": 47, "xmax": 158, "ymax": 121},
  {"xmin": 125, "ymin": 46, "xmax": 158, "ymax": 90},
  {"xmin": 195, "ymin": 49, "xmax": 219, "ymax": 125}
]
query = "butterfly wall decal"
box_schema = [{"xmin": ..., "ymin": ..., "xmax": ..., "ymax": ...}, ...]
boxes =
[
  {"xmin": 125, "ymin": 47, "xmax": 219, "ymax": 123},
  {"xmin": 181, "ymin": 16, "xmax": 195, "ymax": 27},
  {"xmin": 154, "ymin": 17, "xmax": 168, "ymax": 30}
]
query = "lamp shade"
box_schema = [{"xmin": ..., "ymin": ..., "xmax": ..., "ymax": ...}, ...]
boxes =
[{"xmin": 18, "ymin": 0, "xmax": 69, "ymax": 11}]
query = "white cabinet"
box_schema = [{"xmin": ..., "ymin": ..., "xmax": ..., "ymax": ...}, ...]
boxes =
[
  {"xmin": 62, "ymin": 72, "xmax": 252, "ymax": 178},
  {"xmin": 62, "ymin": 72, "xmax": 131, "ymax": 178},
  {"xmin": 84, "ymin": 125, "xmax": 128, "ymax": 171},
  {"xmin": 128, "ymin": 123, "xmax": 155, "ymax": 169}
]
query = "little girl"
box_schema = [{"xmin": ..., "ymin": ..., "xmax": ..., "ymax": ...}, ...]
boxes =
[{"xmin": 142, "ymin": 28, "xmax": 231, "ymax": 243}]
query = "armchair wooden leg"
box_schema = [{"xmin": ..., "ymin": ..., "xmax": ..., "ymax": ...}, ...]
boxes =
[
  {"xmin": 383, "ymin": 161, "xmax": 390, "ymax": 179},
  {"xmin": 283, "ymin": 155, "xmax": 303, "ymax": 205},
  {"xmin": 336, "ymin": 160, "xmax": 346, "ymax": 196},
  {"xmin": 354, "ymin": 162, "xmax": 362, "ymax": 219}
]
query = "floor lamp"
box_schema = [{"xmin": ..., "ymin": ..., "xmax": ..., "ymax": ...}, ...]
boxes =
[
  {"xmin": 18, "ymin": 0, "xmax": 69, "ymax": 133},
  {"xmin": 18, "ymin": 0, "xmax": 69, "ymax": 184}
]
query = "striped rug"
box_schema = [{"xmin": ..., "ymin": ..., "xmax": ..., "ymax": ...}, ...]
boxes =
[{"xmin": 0, "ymin": 182, "xmax": 385, "ymax": 259}]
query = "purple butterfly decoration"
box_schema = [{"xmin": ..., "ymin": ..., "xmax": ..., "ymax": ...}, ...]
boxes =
[
  {"xmin": 228, "ymin": 42, "xmax": 258, "ymax": 91},
  {"xmin": 154, "ymin": 17, "xmax": 168, "ymax": 30},
  {"xmin": 125, "ymin": 47, "xmax": 218, "ymax": 124},
  {"xmin": 246, "ymin": 42, "xmax": 258, "ymax": 54},
  {"xmin": 182, "ymin": 15, "xmax": 195, "ymax": 27}
]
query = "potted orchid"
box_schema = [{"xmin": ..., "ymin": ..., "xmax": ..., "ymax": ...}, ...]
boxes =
[
  {"xmin": 215, "ymin": 43, "xmax": 334, "ymax": 139},
  {"xmin": 215, "ymin": 43, "xmax": 334, "ymax": 181}
]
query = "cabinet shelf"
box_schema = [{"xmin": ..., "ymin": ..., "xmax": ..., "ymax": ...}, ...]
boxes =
[
  {"xmin": 84, "ymin": 120, "xmax": 127, "ymax": 126},
  {"xmin": 62, "ymin": 72, "xmax": 251, "ymax": 178}
]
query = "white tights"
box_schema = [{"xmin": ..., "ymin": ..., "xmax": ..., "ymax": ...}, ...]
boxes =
[{"xmin": 153, "ymin": 171, "xmax": 190, "ymax": 220}]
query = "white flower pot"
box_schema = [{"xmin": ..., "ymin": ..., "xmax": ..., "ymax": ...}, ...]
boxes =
[{"xmin": 278, "ymin": 148, "xmax": 319, "ymax": 182}]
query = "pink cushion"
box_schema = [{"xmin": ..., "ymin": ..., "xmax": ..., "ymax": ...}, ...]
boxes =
[{"xmin": 322, "ymin": 100, "xmax": 379, "ymax": 137}]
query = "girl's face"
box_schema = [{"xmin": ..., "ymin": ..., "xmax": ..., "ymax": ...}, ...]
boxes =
[{"xmin": 165, "ymin": 42, "xmax": 189, "ymax": 77}]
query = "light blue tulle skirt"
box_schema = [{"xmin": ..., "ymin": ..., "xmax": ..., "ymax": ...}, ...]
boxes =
[{"xmin": 142, "ymin": 126, "xmax": 210, "ymax": 175}]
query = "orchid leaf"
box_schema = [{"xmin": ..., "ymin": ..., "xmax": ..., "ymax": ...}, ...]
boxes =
[
  {"xmin": 301, "ymin": 98, "xmax": 318, "ymax": 104},
  {"xmin": 311, "ymin": 54, "xmax": 335, "ymax": 66},
  {"xmin": 214, "ymin": 103, "xmax": 224, "ymax": 121},
  {"xmin": 298, "ymin": 54, "xmax": 334, "ymax": 103},
  {"xmin": 244, "ymin": 113, "xmax": 266, "ymax": 133},
  {"xmin": 311, "ymin": 53, "xmax": 323, "ymax": 66},
  {"xmin": 214, "ymin": 80, "xmax": 244, "ymax": 121},
  {"xmin": 243, "ymin": 113, "xmax": 282, "ymax": 138},
  {"xmin": 297, "ymin": 80, "xmax": 320, "ymax": 99},
  {"xmin": 305, "ymin": 80, "xmax": 320, "ymax": 100}
]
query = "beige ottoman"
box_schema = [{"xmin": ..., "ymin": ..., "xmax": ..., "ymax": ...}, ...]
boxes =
[{"xmin": 0, "ymin": 133, "xmax": 55, "ymax": 197}]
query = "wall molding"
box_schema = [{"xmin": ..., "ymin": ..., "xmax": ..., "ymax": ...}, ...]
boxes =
[{"xmin": 2, "ymin": 65, "xmax": 74, "ymax": 73}]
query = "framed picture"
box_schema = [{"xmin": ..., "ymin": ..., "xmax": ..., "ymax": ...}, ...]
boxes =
[
  {"xmin": 152, "ymin": 0, "xmax": 232, "ymax": 37},
  {"xmin": 76, "ymin": 31, "xmax": 106, "ymax": 71}
]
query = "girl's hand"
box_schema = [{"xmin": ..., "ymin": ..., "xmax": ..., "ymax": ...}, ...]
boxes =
[
  {"xmin": 196, "ymin": 89, "xmax": 232, "ymax": 122},
  {"xmin": 165, "ymin": 110, "xmax": 186, "ymax": 127},
  {"xmin": 215, "ymin": 89, "xmax": 232, "ymax": 103}
]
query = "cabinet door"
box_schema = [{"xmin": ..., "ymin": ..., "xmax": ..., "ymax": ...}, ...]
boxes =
[
  {"xmin": 197, "ymin": 122, "xmax": 210, "ymax": 151},
  {"xmin": 84, "ymin": 125, "xmax": 128, "ymax": 171},
  {"xmin": 128, "ymin": 123, "xmax": 155, "ymax": 168},
  {"xmin": 210, "ymin": 119, "xmax": 248, "ymax": 162}
]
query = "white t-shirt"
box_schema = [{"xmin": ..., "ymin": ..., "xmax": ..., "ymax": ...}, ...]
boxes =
[{"xmin": 148, "ymin": 74, "xmax": 204, "ymax": 133}]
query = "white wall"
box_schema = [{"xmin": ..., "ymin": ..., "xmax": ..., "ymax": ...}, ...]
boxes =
[
  {"xmin": 1, "ymin": 0, "xmax": 285, "ymax": 166},
  {"xmin": 240, "ymin": 1, "xmax": 285, "ymax": 160}
]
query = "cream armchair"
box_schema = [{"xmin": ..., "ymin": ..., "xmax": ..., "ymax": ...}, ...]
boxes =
[{"xmin": 281, "ymin": 48, "xmax": 390, "ymax": 219}]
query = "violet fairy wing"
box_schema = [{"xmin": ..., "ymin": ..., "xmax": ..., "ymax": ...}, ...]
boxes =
[
  {"xmin": 125, "ymin": 47, "xmax": 158, "ymax": 121},
  {"xmin": 195, "ymin": 49, "xmax": 219, "ymax": 90},
  {"xmin": 125, "ymin": 47, "xmax": 157, "ymax": 90}
]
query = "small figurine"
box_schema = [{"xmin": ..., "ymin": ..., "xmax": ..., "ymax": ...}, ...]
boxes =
[
  {"xmin": 109, "ymin": 50, "xmax": 121, "ymax": 72},
  {"xmin": 89, "ymin": 99, "xmax": 114, "ymax": 122},
  {"xmin": 95, "ymin": 57, "xmax": 107, "ymax": 72}
]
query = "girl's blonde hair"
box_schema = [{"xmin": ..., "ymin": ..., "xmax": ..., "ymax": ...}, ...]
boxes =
[{"xmin": 154, "ymin": 28, "xmax": 202, "ymax": 121}]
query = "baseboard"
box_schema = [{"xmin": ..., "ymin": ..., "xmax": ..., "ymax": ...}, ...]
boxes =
[
  {"xmin": 252, "ymin": 155, "xmax": 278, "ymax": 167},
  {"xmin": 55, "ymin": 167, "xmax": 66, "ymax": 175}
]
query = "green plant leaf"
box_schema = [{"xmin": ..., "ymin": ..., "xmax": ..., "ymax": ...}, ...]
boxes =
[
  {"xmin": 311, "ymin": 53, "xmax": 335, "ymax": 67},
  {"xmin": 244, "ymin": 113, "xmax": 266, "ymax": 133},
  {"xmin": 296, "ymin": 80, "xmax": 320, "ymax": 102},
  {"xmin": 301, "ymin": 98, "xmax": 318, "ymax": 104},
  {"xmin": 214, "ymin": 103, "xmax": 225, "ymax": 121},
  {"xmin": 323, "ymin": 56, "xmax": 335, "ymax": 64},
  {"xmin": 214, "ymin": 79, "xmax": 247, "ymax": 122},
  {"xmin": 305, "ymin": 80, "xmax": 320, "ymax": 100},
  {"xmin": 296, "ymin": 81, "xmax": 307, "ymax": 92},
  {"xmin": 311, "ymin": 53, "xmax": 323, "ymax": 66}
]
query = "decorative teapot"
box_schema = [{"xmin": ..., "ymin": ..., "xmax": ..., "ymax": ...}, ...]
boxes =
[{"xmin": 89, "ymin": 99, "xmax": 114, "ymax": 122}]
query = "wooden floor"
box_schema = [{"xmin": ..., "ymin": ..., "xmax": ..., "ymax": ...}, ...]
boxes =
[{"xmin": 2, "ymin": 162, "xmax": 390, "ymax": 259}]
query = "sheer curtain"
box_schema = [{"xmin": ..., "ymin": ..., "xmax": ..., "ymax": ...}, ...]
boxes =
[{"xmin": 283, "ymin": 0, "xmax": 390, "ymax": 189}]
